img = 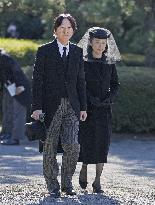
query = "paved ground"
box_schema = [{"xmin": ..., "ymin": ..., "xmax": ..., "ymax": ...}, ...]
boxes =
[{"xmin": 0, "ymin": 134, "xmax": 155, "ymax": 205}]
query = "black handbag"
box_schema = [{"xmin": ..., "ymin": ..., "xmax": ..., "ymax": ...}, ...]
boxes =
[{"xmin": 25, "ymin": 114, "xmax": 46, "ymax": 141}]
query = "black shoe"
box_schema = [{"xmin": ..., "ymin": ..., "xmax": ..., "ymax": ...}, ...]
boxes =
[
  {"xmin": 0, "ymin": 134, "xmax": 11, "ymax": 140},
  {"xmin": 1, "ymin": 139, "xmax": 19, "ymax": 145},
  {"xmin": 79, "ymin": 179, "xmax": 88, "ymax": 189},
  {"xmin": 49, "ymin": 189, "xmax": 60, "ymax": 198},
  {"xmin": 92, "ymin": 182, "xmax": 104, "ymax": 193},
  {"xmin": 61, "ymin": 187, "xmax": 76, "ymax": 195}
]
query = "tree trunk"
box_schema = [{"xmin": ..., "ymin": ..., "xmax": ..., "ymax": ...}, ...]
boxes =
[
  {"xmin": 135, "ymin": 0, "xmax": 155, "ymax": 67},
  {"xmin": 144, "ymin": 0, "xmax": 155, "ymax": 67}
]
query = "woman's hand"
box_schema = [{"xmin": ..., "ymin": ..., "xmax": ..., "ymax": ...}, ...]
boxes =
[
  {"xmin": 16, "ymin": 86, "xmax": 25, "ymax": 95},
  {"xmin": 31, "ymin": 110, "xmax": 43, "ymax": 121},
  {"xmin": 80, "ymin": 111, "xmax": 87, "ymax": 121}
]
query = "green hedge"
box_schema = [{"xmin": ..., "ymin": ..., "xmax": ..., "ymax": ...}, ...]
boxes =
[
  {"xmin": 0, "ymin": 38, "xmax": 145, "ymax": 67},
  {"xmin": 112, "ymin": 66, "xmax": 155, "ymax": 133},
  {"xmin": 121, "ymin": 53, "xmax": 145, "ymax": 66},
  {"xmin": 0, "ymin": 38, "xmax": 39, "ymax": 66}
]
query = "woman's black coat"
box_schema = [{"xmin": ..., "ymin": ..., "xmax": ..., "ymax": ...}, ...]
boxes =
[
  {"xmin": 79, "ymin": 61, "xmax": 120, "ymax": 164},
  {"xmin": 32, "ymin": 39, "xmax": 87, "ymax": 128}
]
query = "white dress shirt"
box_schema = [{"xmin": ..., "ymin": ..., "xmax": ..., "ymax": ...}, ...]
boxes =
[{"xmin": 57, "ymin": 39, "xmax": 69, "ymax": 57}]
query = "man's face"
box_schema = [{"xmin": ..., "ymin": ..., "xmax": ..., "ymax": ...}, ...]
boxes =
[{"xmin": 54, "ymin": 18, "xmax": 74, "ymax": 45}]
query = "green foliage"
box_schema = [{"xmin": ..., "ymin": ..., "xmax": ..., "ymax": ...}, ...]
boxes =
[
  {"xmin": 66, "ymin": 0, "xmax": 155, "ymax": 67},
  {"xmin": 0, "ymin": 38, "xmax": 39, "ymax": 66},
  {"xmin": 66, "ymin": 0, "xmax": 145, "ymax": 53},
  {"xmin": 113, "ymin": 66, "xmax": 155, "ymax": 133},
  {"xmin": 121, "ymin": 53, "xmax": 145, "ymax": 66},
  {"xmin": 0, "ymin": 0, "xmax": 154, "ymax": 65},
  {"xmin": 42, "ymin": 0, "xmax": 65, "ymax": 39},
  {"xmin": 0, "ymin": 0, "xmax": 155, "ymax": 66},
  {"xmin": 0, "ymin": 0, "xmax": 65, "ymax": 39}
]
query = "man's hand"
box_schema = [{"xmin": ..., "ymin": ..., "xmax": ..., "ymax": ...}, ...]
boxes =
[
  {"xmin": 80, "ymin": 111, "xmax": 87, "ymax": 121},
  {"xmin": 31, "ymin": 110, "xmax": 43, "ymax": 121}
]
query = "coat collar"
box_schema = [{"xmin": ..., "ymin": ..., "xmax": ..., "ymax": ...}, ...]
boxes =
[{"xmin": 50, "ymin": 39, "xmax": 76, "ymax": 53}]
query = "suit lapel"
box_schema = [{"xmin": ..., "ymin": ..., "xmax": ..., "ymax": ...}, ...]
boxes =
[
  {"xmin": 50, "ymin": 39, "xmax": 61, "ymax": 60},
  {"xmin": 48, "ymin": 40, "xmax": 77, "ymax": 76},
  {"xmin": 49, "ymin": 39, "xmax": 64, "ymax": 75},
  {"xmin": 67, "ymin": 43, "xmax": 77, "ymax": 75}
]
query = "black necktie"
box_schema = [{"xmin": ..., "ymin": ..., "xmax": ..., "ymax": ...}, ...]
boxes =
[{"xmin": 62, "ymin": 47, "xmax": 67, "ymax": 64}]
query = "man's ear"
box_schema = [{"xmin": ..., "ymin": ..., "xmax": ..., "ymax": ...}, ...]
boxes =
[{"xmin": 53, "ymin": 30, "xmax": 56, "ymax": 37}]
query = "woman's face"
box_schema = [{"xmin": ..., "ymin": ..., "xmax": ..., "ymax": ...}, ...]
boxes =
[{"xmin": 90, "ymin": 38, "xmax": 107, "ymax": 57}]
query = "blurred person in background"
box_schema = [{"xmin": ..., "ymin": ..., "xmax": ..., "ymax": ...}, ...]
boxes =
[{"xmin": 0, "ymin": 48, "xmax": 31, "ymax": 145}]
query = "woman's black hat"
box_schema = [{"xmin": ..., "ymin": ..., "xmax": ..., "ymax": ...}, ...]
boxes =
[{"xmin": 89, "ymin": 28, "xmax": 111, "ymax": 39}]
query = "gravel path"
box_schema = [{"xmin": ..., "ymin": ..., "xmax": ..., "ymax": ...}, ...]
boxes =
[{"xmin": 0, "ymin": 134, "xmax": 155, "ymax": 205}]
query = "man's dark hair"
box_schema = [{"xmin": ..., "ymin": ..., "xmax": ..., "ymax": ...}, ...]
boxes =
[{"xmin": 54, "ymin": 13, "xmax": 77, "ymax": 32}]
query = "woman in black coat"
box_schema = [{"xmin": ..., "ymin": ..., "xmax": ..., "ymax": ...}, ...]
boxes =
[{"xmin": 78, "ymin": 27, "xmax": 121, "ymax": 192}]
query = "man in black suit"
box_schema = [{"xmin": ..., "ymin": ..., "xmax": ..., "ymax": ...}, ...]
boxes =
[{"xmin": 31, "ymin": 14, "xmax": 87, "ymax": 197}]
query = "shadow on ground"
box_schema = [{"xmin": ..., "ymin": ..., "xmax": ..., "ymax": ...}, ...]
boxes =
[
  {"xmin": 109, "ymin": 134, "xmax": 155, "ymax": 178},
  {"xmin": 28, "ymin": 192, "xmax": 120, "ymax": 205},
  {"xmin": 0, "ymin": 141, "xmax": 42, "ymax": 184}
]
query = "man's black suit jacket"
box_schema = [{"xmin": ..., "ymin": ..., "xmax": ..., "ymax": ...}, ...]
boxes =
[{"xmin": 32, "ymin": 39, "xmax": 87, "ymax": 128}]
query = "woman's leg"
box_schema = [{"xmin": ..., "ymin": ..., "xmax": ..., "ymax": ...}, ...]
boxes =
[
  {"xmin": 92, "ymin": 163, "xmax": 104, "ymax": 192},
  {"xmin": 79, "ymin": 163, "xmax": 88, "ymax": 189}
]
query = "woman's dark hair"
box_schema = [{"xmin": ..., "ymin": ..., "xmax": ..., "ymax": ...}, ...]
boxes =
[{"xmin": 54, "ymin": 13, "xmax": 77, "ymax": 32}]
